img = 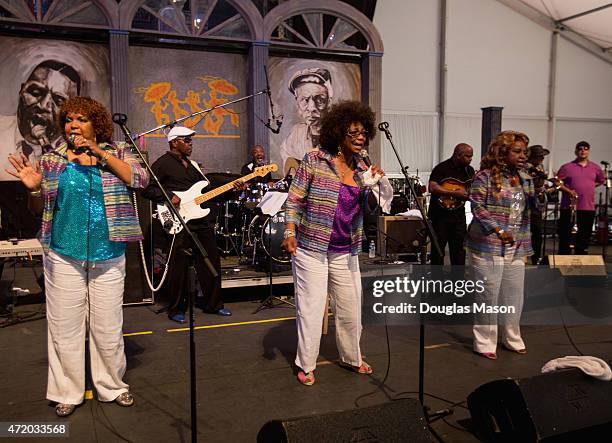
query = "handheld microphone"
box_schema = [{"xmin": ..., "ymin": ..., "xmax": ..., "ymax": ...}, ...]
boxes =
[
  {"xmin": 359, "ymin": 149, "xmax": 372, "ymax": 167},
  {"xmin": 68, "ymin": 134, "xmax": 91, "ymax": 155}
]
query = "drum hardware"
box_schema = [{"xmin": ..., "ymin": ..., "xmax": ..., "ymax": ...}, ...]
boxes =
[{"xmin": 216, "ymin": 200, "xmax": 242, "ymax": 256}]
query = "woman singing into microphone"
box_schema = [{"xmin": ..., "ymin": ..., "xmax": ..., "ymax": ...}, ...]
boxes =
[
  {"xmin": 6, "ymin": 96, "xmax": 148, "ymax": 416},
  {"xmin": 282, "ymin": 100, "xmax": 384, "ymax": 386},
  {"xmin": 467, "ymin": 130, "xmax": 543, "ymax": 360}
]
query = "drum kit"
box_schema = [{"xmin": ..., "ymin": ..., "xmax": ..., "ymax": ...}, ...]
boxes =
[
  {"xmin": 388, "ymin": 175, "xmax": 427, "ymax": 214},
  {"xmin": 214, "ymin": 176, "xmax": 291, "ymax": 265}
]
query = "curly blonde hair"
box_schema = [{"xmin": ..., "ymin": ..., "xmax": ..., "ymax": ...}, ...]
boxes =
[
  {"xmin": 481, "ymin": 130, "xmax": 530, "ymax": 194},
  {"xmin": 57, "ymin": 96, "xmax": 113, "ymax": 143}
]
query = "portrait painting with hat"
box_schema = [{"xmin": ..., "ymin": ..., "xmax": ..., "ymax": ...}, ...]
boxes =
[
  {"xmin": 279, "ymin": 67, "xmax": 333, "ymax": 174},
  {"xmin": 267, "ymin": 58, "xmax": 361, "ymax": 175}
]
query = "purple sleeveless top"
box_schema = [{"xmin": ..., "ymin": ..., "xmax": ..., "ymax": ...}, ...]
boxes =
[{"xmin": 328, "ymin": 184, "xmax": 363, "ymax": 253}]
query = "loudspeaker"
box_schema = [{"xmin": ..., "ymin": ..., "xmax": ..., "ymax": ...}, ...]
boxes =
[
  {"xmin": 548, "ymin": 255, "xmax": 606, "ymax": 276},
  {"xmin": 468, "ymin": 368, "xmax": 612, "ymax": 442},
  {"xmin": 257, "ymin": 399, "xmax": 434, "ymax": 443},
  {"xmin": 377, "ymin": 216, "xmax": 425, "ymax": 257},
  {"xmin": 123, "ymin": 188, "xmax": 154, "ymax": 305}
]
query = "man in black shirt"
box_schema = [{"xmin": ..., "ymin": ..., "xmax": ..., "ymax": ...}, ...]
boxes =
[
  {"xmin": 240, "ymin": 144, "xmax": 274, "ymax": 184},
  {"xmin": 142, "ymin": 126, "xmax": 241, "ymax": 322},
  {"xmin": 428, "ymin": 143, "xmax": 474, "ymax": 265}
]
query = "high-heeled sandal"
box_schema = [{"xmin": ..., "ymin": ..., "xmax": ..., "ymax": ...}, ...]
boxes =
[
  {"xmin": 115, "ymin": 392, "xmax": 134, "ymax": 407},
  {"xmin": 55, "ymin": 403, "xmax": 76, "ymax": 417}
]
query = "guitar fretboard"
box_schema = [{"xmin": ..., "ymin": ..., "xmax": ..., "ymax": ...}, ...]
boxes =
[{"xmin": 193, "ymin": 166, "xmax": 276, "ymax": 205}]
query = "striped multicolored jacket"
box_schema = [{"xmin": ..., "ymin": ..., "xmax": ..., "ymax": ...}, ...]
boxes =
[
  {"xmin": 285, "ymin": 150, "xmax": 368, "ymax": 255},
  {"xmin": 466, "ymin": 168, "xmax": 541, "ymax": 258},
  {"xmin": 39, "ymin": 142, "xmax": 149, "ymax": 251}
]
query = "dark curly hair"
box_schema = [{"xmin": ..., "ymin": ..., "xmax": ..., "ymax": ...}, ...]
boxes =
[
  {"xmin": 481, "ymin": 130, "xmax": 530, "ymax": 196},
  {"xmin": 57, "ymin": 96, "xmax": 113, "ymax": 143},
  {"xmin": 319, "ymin": 100, "xmax": 376, "ymax": 154}
]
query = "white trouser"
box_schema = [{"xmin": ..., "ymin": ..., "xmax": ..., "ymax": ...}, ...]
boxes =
[
  {"xmin": 44, "ymin": 250, "xmax": 129, "ymax": 404},
  {"xmin": 293, "ymin": 248, "xmax": 363, "ymax": 373},
  {"xmin": 471, "ymin": 248, "xmax": 526, "ymax": 353}
]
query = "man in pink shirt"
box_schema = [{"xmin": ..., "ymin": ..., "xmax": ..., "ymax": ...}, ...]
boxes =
[{"xmin": 557, "ymin": 141, "xmax": 605, "ymax": 254}]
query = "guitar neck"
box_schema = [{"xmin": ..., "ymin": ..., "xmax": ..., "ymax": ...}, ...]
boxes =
[{"xmin": 194, "ymin": 172, "xmax": 262, "ymax": 205}]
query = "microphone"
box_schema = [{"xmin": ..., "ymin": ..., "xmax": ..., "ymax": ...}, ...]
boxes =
[
  {"xmin": 378, "ymin": 122, "xmax": 392, "ymax": 141},
  {"xmin": 68, "ymin": 134, "xmax": 91, "ymax": 155},
  {"xmin": 359, "ymin": 149, "xmax": 372, "ymax": 167},
  {"xmin": 263, "ymin": 65, "xmax": 283, "ymax": 134},
  {"xmin": 112, "ymin": 113, "xmax": 128, "ymax": 126}
]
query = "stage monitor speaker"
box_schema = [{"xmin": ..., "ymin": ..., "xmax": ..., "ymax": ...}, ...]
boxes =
[
  {"xmin": 257, "ymin": 398, "xmax": 434, "ymax": 443},
  {"xmin": 548, "ymin": 255, "xmax": 606, "ymax": 276},
  {"xmin": 468, "ymin": 367, "xmax": 612, "ymax": 442},
  {"xmin": 377, "ymin": 216, "xmax": 425, "ymax": 257}
]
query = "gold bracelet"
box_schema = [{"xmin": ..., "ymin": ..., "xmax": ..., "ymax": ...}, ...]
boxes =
[{"xmin": 29, "ymin": 189, "xmax": 42, "ymax": 197}]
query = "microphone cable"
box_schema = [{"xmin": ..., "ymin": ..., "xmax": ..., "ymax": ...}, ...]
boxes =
[{"xmin": 132, "ymin": 190, "xmax": 176, "ymax": 293}]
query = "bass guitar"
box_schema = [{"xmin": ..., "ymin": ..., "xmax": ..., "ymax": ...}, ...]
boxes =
[
  {"xmin": 156, "ymin": 164, "xmax": 278, "ymax": 234},
  {"xmin": 437, "ymin": 178, "xmax": 470, "ymax": 210}
]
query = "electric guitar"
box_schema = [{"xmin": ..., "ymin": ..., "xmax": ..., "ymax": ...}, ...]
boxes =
[
  {"xmin": 437, "ymin": 178, "xmax": 471, "ymax": 210},
  {"xmin": 156, "ymin": 164, "xmax": 278, "ymax": 234}
]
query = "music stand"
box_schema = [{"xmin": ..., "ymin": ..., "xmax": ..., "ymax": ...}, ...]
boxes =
[{"xmin": 253, "ymin": 191, "xmax": 294, "ymax": 313}]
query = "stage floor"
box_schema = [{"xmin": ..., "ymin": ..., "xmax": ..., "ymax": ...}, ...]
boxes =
[{"xmin": 2, "ymin": 291, "xmax": 612, "ymax": 442}]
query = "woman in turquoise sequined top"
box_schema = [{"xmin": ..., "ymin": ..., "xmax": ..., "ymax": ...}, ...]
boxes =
[{"xmin": 7, "ymin": 96, "xmax": 148, "ymax": 417}]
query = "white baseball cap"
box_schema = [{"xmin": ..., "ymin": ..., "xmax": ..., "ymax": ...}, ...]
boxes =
[{"xmin": 167, "ymin": 126, "xmax": 196, "ymax": 142}]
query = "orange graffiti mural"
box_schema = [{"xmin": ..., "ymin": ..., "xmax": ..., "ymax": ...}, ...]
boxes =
[{"xmin": 134, "ymin": 76, "xmax": 240, "ymax": 137}]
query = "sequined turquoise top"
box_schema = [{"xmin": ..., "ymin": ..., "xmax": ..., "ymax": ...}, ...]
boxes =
[{"xmin": 50, "ymin": 162, "xmax": 126, "ymax": 261}]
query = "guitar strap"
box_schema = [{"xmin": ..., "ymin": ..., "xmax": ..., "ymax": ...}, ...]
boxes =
[{"xmin": 189, "ymin": 159, "xmax": 209, "ymax": 184}]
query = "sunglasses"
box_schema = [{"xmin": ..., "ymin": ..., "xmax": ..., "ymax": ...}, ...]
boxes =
[
  {"xmin": 347, "ymin": 129, "xmax": 369, "ymax": 139},
  {"xmin": 577, "ymin": 146, "xmax": 590, "ymax": 151}
]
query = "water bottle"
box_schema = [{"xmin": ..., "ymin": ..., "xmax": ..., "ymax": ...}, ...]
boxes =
[{"xmin": 368, "ymin": 240, "xmax": 376, "ymax": 259}]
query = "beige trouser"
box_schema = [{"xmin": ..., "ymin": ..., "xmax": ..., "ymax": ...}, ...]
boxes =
[
  {"xmin": 293, "ymin": 248, "xmax": 363, "ymax": 373},
  {"xmin": 471, "ymin": 248, "xmax": 526, "ymax": 354},
  {"xmin": 45, "ymin": 250, "xmax": 129, "ymax": 404}
]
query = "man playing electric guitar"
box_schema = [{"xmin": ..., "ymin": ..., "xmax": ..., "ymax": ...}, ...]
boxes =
[
  {"xmin": 428, "ymin": 143, "xmax": 474, "ymax": 265},
  {"xmin": 141, "ymin": 126, "xmax": 244, "ymax": 322}
]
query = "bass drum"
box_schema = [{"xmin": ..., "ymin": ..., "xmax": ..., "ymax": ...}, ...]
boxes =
[{"xmin": 247, "ymin": 211, "xmax": 291, "ymax": 264}]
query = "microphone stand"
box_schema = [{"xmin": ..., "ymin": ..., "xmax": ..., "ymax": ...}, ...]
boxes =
[
  {"xmin": 115, "ymin": 89, "xmax": 267, "ymax": 443},
  {"xmin": 114, "ymin": 114, "xmax": 212, "ymax": 443},
  {"xmin": 601, "ymin": 163, "xmax": 610, "ymax": 259},
  {"xmin": 378, "ymin": 123, "xmax": 449, "ymax": 425},
  {"xmin": 135, "ymin": 89, "xmax": 269, "ymax": 138}
]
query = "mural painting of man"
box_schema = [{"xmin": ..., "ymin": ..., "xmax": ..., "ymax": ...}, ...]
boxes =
[
  {"xmin": 0, "ymin": 60, "xmax": 81, "ymax": 176},
  {"xmin": 279, "ymin": 67, "xmax": 332, "ymax": 174}
]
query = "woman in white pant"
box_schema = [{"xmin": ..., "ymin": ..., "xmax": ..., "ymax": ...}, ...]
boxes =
[
  {"xmin": 282, "ymin": 100, "xmax": 383, "ymax": 385},
  {"xmin": 467, "ymin": 130, "xmax": 542, "ymax": 360},
  {"xmin": 7, "ymin": 96, "xmax": 148, "ymax": 416}
]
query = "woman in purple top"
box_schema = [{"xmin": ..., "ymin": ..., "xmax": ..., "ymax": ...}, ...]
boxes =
[{"xmin": 282, "ymin": 101, "xmax": 384, "ymax": 386}]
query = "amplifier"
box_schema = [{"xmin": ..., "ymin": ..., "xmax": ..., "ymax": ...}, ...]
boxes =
[{"xmin": 377, "ymin": 216, "xmax": 426, "ymax": 257}]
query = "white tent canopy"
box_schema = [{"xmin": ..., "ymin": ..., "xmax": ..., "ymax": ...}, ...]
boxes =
[{"xmin": 501, "ymin": 1, "xmax": 612, "ymax": 65}]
